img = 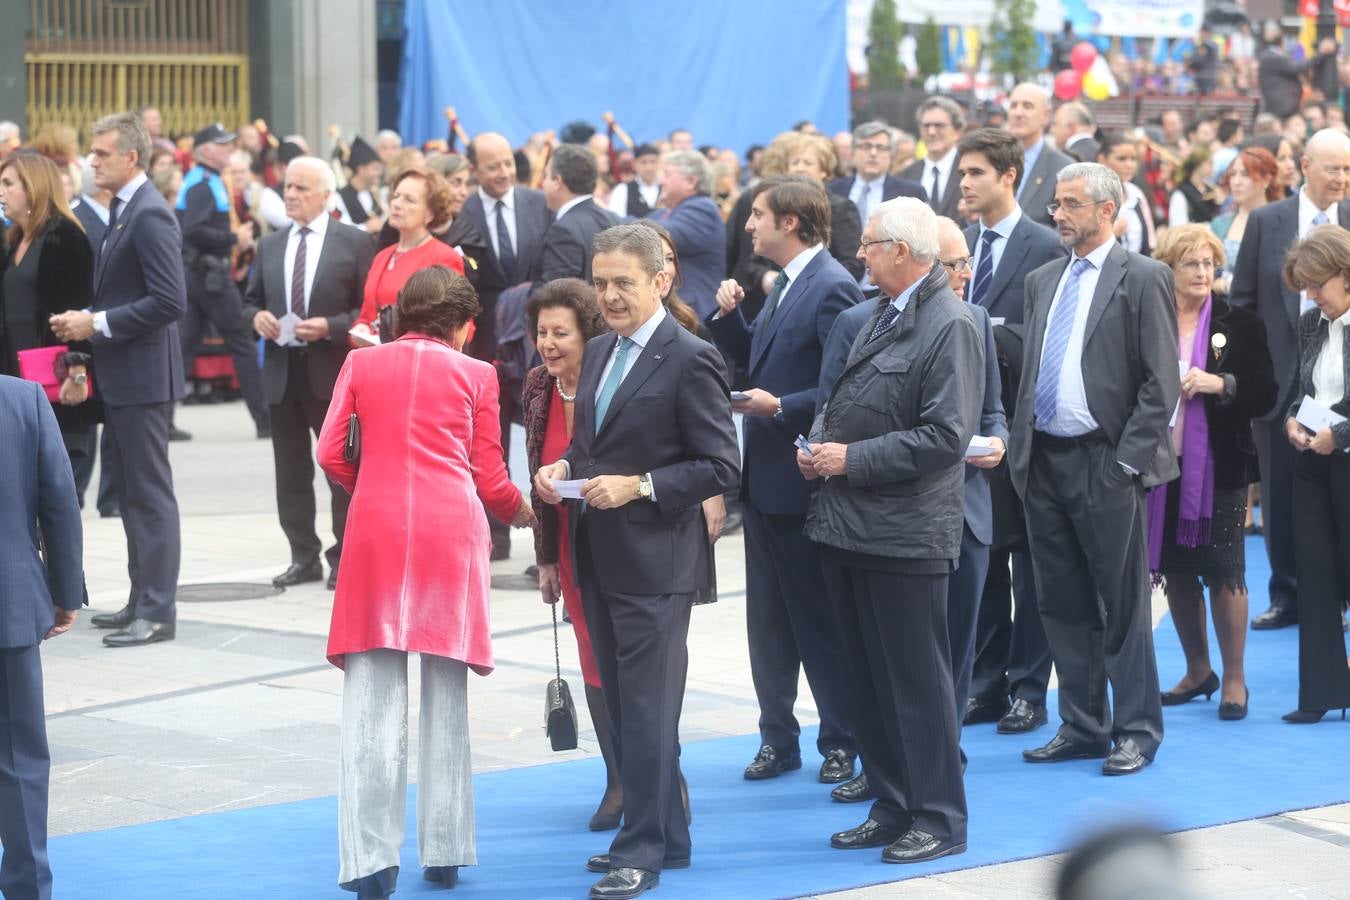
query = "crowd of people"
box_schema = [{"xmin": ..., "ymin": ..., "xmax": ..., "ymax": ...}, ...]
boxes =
[{"xmin": 4, "ymin": 52, "xmax": 1350, "ymax": 900}]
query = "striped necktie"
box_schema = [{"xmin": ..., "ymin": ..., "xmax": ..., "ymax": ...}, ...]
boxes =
[
  {"xmin": 969, "ymin": 228, "xmax": 998, "ymax": 308},
  {"xmin": 1033, "ymin": 257, "xmax": 1093, "ymax": 428}
]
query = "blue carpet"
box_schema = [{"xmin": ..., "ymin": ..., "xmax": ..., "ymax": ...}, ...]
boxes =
[{"xmin": 50, "ymin": 537, "xmax": 1350, "ymax": 899}]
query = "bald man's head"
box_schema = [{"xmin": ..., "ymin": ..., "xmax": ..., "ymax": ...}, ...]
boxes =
[
  {"xmin": 1303, "ymin": 128, "xmax": 1350, "ymax": 208},
  {"xmin": 468, "ymin": 132, "xmax": 516, "ymax": 198},
  {"xmin": 1007, "ymin": 82, "xmax": 1051, "ymax": 148},
  {"xmin": 936, "ymin": 216, "xmax": 973, "ymax": 301}
]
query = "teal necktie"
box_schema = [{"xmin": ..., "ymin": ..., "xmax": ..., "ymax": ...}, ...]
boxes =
[
  {"xmin": 594, "ymin": 337, "xmax": 634, "ymax": 432},
  {"xmin": 761, "ymin": 271, "xmax": 790, "ymax": 327}
]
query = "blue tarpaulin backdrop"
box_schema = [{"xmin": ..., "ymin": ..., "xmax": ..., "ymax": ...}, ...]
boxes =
[{"xmin": 398, "ymin": 0, "xmax": 849, "ymax": 153}]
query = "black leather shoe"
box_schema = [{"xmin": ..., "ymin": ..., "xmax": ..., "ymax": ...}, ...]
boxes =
[
  {"xmin": 423, "ymin": 865, "xmax": 458, "ymax": 886},
  {"xmin": 169, "ymin": 425, "xmax": 193, "ymax": 442},
  {"xmin": 997, "ymin": 698, "xmax": 1048, "ymax": 734},
  {"xmin": 91, "ymin": 605, "xmax": 134, "ymax": 630},
  {"xmin": 743, "ymin": 744, "xmax": 801, "ymax": 780},
  {"xmin": 1102, "ymin": 738, "xmax": 1151, "ymax": 776},
  {"xmin": 963, "ymin": 696, "xmax": 1010, "ymax": 726},
  {"xmin": 327, "ymin": 566, "xmax": 339, "ymax": 591},
  {"xmin": 1022, "ymin": 734, "xmax": 1109, "ymax": 763},
  {"xmin": 818, "ymin": 748, "xmax": 856, "ymax": 783},
  {"xmin": 1160, "ymin": 671, "xmax": 1219, "ymax": 706},
  {"xmin": 98, "ymin": 506, "xmax": 120, "ymax": 518},
  {"xmin": 1251, "ymin": 603, "xmax": 1297, "ymax": 630},
  {"xmin": 103, "ymin": 619, "xmax": 175, "ymax": 648},
  {"xmin": 1282, "ymin": 708, "xmax": 1347, "ymax": 724},
  {"xmin": 882, "ymin": 828, "xmax": 967, "ymax": 864},
  {"xmin": 272, "ymin": 561, "xmax": 323, "ymax": 588},
  {"xmin": 831, "ymin": 817, "xmax": 904, "ymax": 849},
  {"xmin": 586, "ymin": 854, "xmax": 689, "ymax": 873},
  {"xmin": 589, "ymin": 867, "xmax": 658, "ymax": 899},
  {"xmin": 1218, "ymin": 686, "xmax": 1249, "ymax": 721},
  {"xmin": 831, "ymin": 772, "xmax": 875, "ymax": 803}
]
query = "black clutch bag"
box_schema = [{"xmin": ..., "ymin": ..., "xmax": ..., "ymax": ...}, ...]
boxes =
[
  {"xmin": 344, "ymin": 413, "xmax": 361, "ymax": 464},
  {"xmin": 545, "ymin": 601, "xmax": 578, "ymax": 751},
  {"xmin": 377, "ymin": 304, "xmax": 398, "ymax": 341}
]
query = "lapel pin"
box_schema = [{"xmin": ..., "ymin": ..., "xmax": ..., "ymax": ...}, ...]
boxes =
[{"xmin": 1211, "ymin": 331, "xmax": 1227, "ymax": 361}]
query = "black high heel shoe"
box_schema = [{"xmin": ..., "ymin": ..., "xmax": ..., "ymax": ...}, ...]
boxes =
[
  {"xmin": 1218, "ymin": 686, "xmax": 1249, "ymax": 721},
  {"xmin": 1282, "ymin": 708, "xmax": 1348, "ymax": 724},
  {"xmin": 1160, "ymin": 671, "xmax": 1220, "ymax": 706}
]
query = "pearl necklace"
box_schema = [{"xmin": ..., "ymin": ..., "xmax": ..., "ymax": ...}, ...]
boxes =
[{"xmin": 555, "ymin": 378, "xmax": 576, "ymax": 402}]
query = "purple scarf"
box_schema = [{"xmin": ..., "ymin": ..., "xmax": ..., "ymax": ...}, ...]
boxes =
[{"xmin": 1147, "ymin": 296, "xmax": 1216, "ymax": 577}]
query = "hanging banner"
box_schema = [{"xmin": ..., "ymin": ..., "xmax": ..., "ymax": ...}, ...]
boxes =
[{"xmin": 1062, "ymin": 0, "xmax": 1204, "ymax": 38}]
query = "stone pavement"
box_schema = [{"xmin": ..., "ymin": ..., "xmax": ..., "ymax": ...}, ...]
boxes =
[{"xmin": 44, "ymin": 402, "xmax": 1350, "ymax": 898}]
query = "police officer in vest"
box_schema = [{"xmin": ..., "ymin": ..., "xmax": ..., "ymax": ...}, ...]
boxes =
[{"xmin": 177, "ymin": 123, "xmax": 269, "ymax": 436}]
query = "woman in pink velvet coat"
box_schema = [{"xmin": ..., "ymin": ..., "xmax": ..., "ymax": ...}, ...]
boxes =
[{"xmin": 316, "ymin": 265, "xmax": 534, "ymax": 899}]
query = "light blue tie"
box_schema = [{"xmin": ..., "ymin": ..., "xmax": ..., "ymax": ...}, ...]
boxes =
[
  {"xmin": 969, "ymin": 228, "xmax": 998, "ymax": 307},
  {"xmin": 593, "ymin": 337, "xmax": 634, "ymax": 432},
  {"xmin": 1033, "ymin": 258, "xmax": 1093, "ymax": 429},
  {"xmin": 1312, "ymin": 211, "xmax": 1330, "ymax": 230}
]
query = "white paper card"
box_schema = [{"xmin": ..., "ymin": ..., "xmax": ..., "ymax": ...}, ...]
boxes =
[
  {"xmin": 1295, "ymin": 394, "xmax": 1348, "ymax": 434},
  {"xmin": 989, "ymin": 317, "xmax": 1006, "ymax": 327},
  {"xmin": 553, "ymin": 479, "xmax": 586, "ymax": 500},
  {"xmin": 275, "ymin": 312, "xmax": 300, "ymax": 346},
  {"xmin": 730, "ymin": 391, "xmax": 751, "ymax": 402},
  {"xmin": 794, "ymin": 434, "xmax": 813, "ymax": 457},
  {"xmin": 1170, "ymin": 359, "xmax": 1189, "ymax": 428},
  {"xmin": 965, "ymin": 435, "xmax": 999, "ymax": 458}
]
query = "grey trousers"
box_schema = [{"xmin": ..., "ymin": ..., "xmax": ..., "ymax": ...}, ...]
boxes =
[{"xmin": 337, "ymin": 649, "xmax": 475, "ymax": 886}]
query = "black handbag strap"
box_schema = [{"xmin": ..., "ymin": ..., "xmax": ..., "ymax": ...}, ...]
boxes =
[{"xmin": 551, "ymin": 600, "xmax": 562, "ymax": 683}]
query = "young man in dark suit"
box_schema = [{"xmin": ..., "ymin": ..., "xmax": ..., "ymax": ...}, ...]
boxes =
[
  {"xmin": 52, "ymin": 111, "xmax": 187, "ymax": 648},
  {"xmin": 0, "ymin": 375, "xmax": 85, "ymax": 900},
  {"xmin": 955, "ymin": 128, "xmax": 1067, "ymax": 734},
  {"xmin": 536, "ymin": 143, "xmax": 620, "ymax": 288},
  {"xmin": 707, "ymin": 176, "xmax": 862, "ymax": 786},
  {"xmin": 1009, "ymin": 163, "xmax": 1180, "ymax": 776},
  {"xmin": 244, "ymin": 156, "xmax": 376, "ymax": 591},
  {"xmin": 535, "ymin": 224, "xmax": 739, "ymax": 900},
  {"xmin": 1231, "ymin": 128, "xmax": 1350, "ymax": 630}
]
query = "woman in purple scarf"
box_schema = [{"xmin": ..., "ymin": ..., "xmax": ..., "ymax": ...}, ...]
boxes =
[{"xmin": 1150, "ymin": 225, "xmax": 1277, "ymax": 721}]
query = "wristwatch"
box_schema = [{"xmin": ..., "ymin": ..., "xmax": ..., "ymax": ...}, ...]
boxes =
[
  {"xmin": 637, "ymin": 473, "xmax": 653, "ymax": 500},
  {"xmin": 773, "ymin": 398, "xmax": 785, "ymax": 422},
  {"xmin": 72, "ymin": 373, "xmax": 88, "ymax": 385}
]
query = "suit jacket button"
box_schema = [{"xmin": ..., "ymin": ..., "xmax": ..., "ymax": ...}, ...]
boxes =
[{"xmin": 587, "ymin": 459, "xmax": 595, "ymax": 467}]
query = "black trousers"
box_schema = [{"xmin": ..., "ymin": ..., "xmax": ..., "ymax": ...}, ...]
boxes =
[
  {"xmin": 1023, "ymin": 435, "xmax": 1162, "ymax": 757},
  {"xmin": 62, "ymin": 421, "xmax": 97, "ymax": 509},
  {"xmin": 744, "ymin": 504, "xmax": 852, "ymax": 757},
  {"xmin": 1292, "ymin": 452, "xmax": 1350, "ymax": 711},
  {"xmin": 0, "ymin": 644, "xmax": 51, "ymax": 900},
  {"xmin": 272, "ymin": 351, "xmax": 349, "ymax": 569},
  {"xmin": 96, "ymin": 426, "xmax": 121, "ymax": 515},
  {"xmin": 1253, "ymin": 417, "xmax": 1298, "ymax": 609},
  {"xmin": 947, "ymin": 525, "xmax": 990, "ymax": 718},
  {"xmin": 102, "ymin": 401, "xmax": 180, "ymax": 624},
  {"xmin": 818, "ymin": 549, "xmax": 967, "ymax": 842},
  {"xmin": 969, "ymin": 545, "xmax": 1051, "ymax": 707},
  {"xmin": 578, "ymin": 521, "xmax": 693, "ymax": 873},
  {"xmin": 179, "ymin": 270, "xmax": 268, "ymax": 428}
]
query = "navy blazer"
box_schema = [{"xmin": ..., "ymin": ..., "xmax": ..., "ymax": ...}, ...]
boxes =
[
  {"xmin": 963, "ymin": 214, "xmax": 1068, "ymax": 323},
  {"xmin": 827, "ymin": 174, "xmax": 927, "ymax": 207},
  {"xmin": 534, "ymin": 198, "xmax": 620, "ymax": 288},
  {"xmin": 90, "ymin": 179, "xmax": 188, "ymax": 406},
  {"xmin": 706, "ymin": 249, "xmax": 862, "ymax": 515},
  {"xmin": 648, "ymin": 196, "xmax": 726, "ymax": 319},
  {"xmin": 817, "ymin": 298, "xmax": 1006, "ymax": 542},
  {"xmin": 0, "ymin": 376, "xmax": 84, "ymax": 648},
  {"xmin": 562, "ymin": 313, "xmax": 740, "ymax": 597},
  {"xmin": 1230, "ymin": 196, "xmax": 1350, "ymax": 418}
]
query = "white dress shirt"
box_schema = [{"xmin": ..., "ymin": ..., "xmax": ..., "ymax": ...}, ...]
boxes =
[
  {"xmin": 974, "ymin": 206, "xmax": 1023, "ymax": 281},
  {"xmin": 283, "ymin": 213, "xmax": 330, "ymax": 321},
  {"xmin": 922, "ymin": 149, "xmax": 956, "ymax": 206},
  {"xmin": 1299, "ymin": 189, "xmax": 1341, "ymax": 314},
  {"xmin": 481, "ymin": 186, "xmax": 518, "ymax": 259},
  {"xmin": 1037, "ymin": 237, "xmax": 1115, "ymax": 436},
  {"xmin": 92, "ymin": 171, "xmax": 150, "ymax": 339},
  {"xmin": 606, "ymin": 179, "xmax": 660, "ymax": 216},
  {"xmin": 1313, "ymin": 307, "xmax": 1350, "ymax": 404},
  {"xmin": 556, "ymin": 194, "xmax": 592, "ymax": 221}
]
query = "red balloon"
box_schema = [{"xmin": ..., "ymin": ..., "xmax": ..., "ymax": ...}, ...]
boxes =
[
  {"xmin": 1054, "ymin": 69, "xmax": 1083, "ymax": 101},
  {"xmin": 1070, "ymin": 41, "xmax": 1098, "ymax": 74}
]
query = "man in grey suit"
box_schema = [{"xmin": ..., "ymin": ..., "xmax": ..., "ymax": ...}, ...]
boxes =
[
  {"xmin": 51, "ymin": 112, "xmax": 186, "ymax": 648},
  {"xmin": 1230, "ymin": 129, "xmax": 1350, "ymax": 630},
  {"xmin": 1009, "ymin": 163, "xmax": 1179, "ymax": 776},
  {"xmin": 0, "ymin": 376, "xmax": 84, "ymax": 900},
  {"xmin": 244, "ymin": 157, "xmax": 375, "ymax": 591},
  {"xmin": 955, "ymin": 128, "xmax": 1067, "ymax": 734},
  {"xmin": 1006, "ymin": 83, "xmax": 1073, "ymax": 230}
]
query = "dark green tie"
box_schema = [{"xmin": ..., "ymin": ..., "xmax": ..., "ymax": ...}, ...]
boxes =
[{"xmin": 762, "ymin": 271, "xmax": 789, "ymax": 326}]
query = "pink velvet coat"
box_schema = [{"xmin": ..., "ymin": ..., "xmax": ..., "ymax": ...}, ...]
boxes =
[{"xmin": 316, "ymin": 333, "xmax": 522, "ymax": 673}]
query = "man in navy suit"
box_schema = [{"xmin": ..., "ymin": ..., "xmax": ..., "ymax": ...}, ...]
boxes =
[
  {"xmin": 535, "ymin": 224, "xmax": 739, "ymax": 899},
  {"xmin": 461, "ymin": 131, "xmax": 553, "ymax": 559},
  {"xmin": 0, "ymin": 375, "xmax": 85, "ymax": 900},
  {"xmin": 954, "ymin": 128, "xmax": 1066, "ymax": 733},
  {"xmin": 901, "ymin": 98, "xmax": 965, "ymax": 221},
  {"xmin": 648, "ymin": 150, "xmax": 725, "ymax": 318},
  {"xmin": 707, "ymin": 176, "xmax": 862, "ymax": 785},
  {"xmin": 536, "ymin": 143, "xmax": 620, "ymax": 288},
  {"xmin": 828, "ymin": 121, "xmax": 927, "ymax": 256},
  {"xmin": 51, "ymin": 111, "xmax": 186, "ymax": 648}
]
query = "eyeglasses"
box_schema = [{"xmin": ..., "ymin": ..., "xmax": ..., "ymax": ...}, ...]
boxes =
[
  {"xmin": 920, "ymin": 121, "xmax": 952, "ymax": 131},
  {"xmin": 1317, "ymin": 164, "xmax": 1350, "ymax": 177},
  {"xmin": 1046, "ymin": 199, "xmax": 1107, "ymax": 216},
  {"xmin": 941, "ymin": 256, "xmax": 973, "ymax": 273},
  {"xmin": 859, "ymin": 238, "xmax": 896, "ymax": 251},
  {"xmin": 1178, "ymin": 259, "xmax": 1217, "ymax": 272},
  {"xmin": 855, "ymin": 141, "xmax": 891, "ymax": 154}
]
